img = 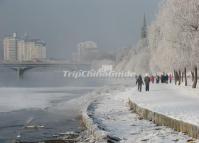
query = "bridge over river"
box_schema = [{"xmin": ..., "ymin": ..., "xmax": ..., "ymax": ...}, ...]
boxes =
[{"xmin": 0, "ymin": 63, "xmax": 91, "ymax": 79}]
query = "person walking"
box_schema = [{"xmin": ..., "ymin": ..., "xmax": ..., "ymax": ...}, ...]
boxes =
[
  {"xmin": 136, "ymin": 75, "xmax": 144, "ymax": 92},
  {"xmin": 150, "ymin": 75, "xmax": 155, "ymax": 84},
  {"xmin": 165, "ymin": 74, "xmax": 169, "ymax": 83},
  {"xmin": 144, "ymin": 74, "xmax": 150, "ymax": 91},
  {"xmin": 156, "ymin": 75, "xmax": 160, "ymax": 83},
  {"xmin": 169, "ymin": 74, "xmax": 172, "ymax": 83}
]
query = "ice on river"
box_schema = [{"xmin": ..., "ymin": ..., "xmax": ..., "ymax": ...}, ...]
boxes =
[{"xmin": 0, "ymin": 86, "xmax": 97, "ymax": 113}]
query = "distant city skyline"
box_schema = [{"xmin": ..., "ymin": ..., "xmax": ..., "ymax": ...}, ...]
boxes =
[
  {"xmin": 3, "ymin": 33, "xmax": 46, "ymax": 62},
  {"xmin": 0, "ymin": 0, "xmax": 162, "ymax": 59}
]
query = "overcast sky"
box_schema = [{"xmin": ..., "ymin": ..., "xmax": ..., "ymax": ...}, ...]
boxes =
[{"xmin": 0, "ymin": 0, "xmax": 161, "ymax": 59}]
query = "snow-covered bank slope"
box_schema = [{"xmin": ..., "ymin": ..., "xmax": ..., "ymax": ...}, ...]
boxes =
[
  {"xmin": 84, "ymin": 84, "xmax": 199, "ymax": 142},
  {"xmin": 80, "ymin": 85, "xmax": 128, "ymax": 142}
]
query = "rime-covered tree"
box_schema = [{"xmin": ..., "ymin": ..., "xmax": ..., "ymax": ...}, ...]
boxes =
[{"xmin": 148, "ymin": 0, "xmax": 199, "ymax": 87}]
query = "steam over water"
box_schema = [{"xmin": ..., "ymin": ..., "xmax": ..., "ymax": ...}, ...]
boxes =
[{"xmin": 0, "ymin": 68, "xmax": 123, "ymax": 142}]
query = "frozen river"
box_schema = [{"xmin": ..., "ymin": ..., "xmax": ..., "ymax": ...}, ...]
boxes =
[
  {"xmin": 0, "ymin": 68, "xmax": 132, "ymax": 142},
  {"xmin": 0, "ymin": 86, "xmax": 97, "ymax": 142}
]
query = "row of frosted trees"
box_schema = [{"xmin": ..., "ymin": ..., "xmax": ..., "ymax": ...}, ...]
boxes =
[{"xmin": 148, "ymin": 0, "xmax": 199, "ymax": 88}]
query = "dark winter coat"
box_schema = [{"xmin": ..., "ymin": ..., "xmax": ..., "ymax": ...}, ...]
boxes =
[
  {"xmin": 144, "ymin": 76, "xmax": 150, "ymax": 85},
  {"xmin": 136, "ymin": 76, "xmax": 143, "ymax": 85}
]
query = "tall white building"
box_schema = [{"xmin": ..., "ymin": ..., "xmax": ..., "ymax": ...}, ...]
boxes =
[
  {"xmin": 33, "ymin": 40, "xmax": 46, "ymax": 60},
  {"xmin": 17, "ymin": 40, "xmax": 26, "ymax": 62},
  {"xmin": 17, "ymin": 40, "xmax": 46, "ymax": 61},
  {"xmin": 3, "ymin": 33, "xmax": 17, "ymax": 61},
  {"xmin": 4, "ymin": 33, "xmax": 47, "ymax": 62},
  {"xmin": 24, "ymin": 40, "xmax": 34, "ymax": 61}
]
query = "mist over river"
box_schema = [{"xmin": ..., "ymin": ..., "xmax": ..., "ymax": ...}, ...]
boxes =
[{"xmin": 0, "ymin": 68, "xmax": 133, "ymax": 142}]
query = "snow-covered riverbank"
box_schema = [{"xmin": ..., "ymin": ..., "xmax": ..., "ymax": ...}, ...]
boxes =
[{"xmin": 82, "ymin": 84, "xmax": 199, "ymax": 143}]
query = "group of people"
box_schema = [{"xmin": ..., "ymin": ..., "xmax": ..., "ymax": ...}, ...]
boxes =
[
  {"xmin": 160, "ymin": 73, "xmax": 172, "ymax": 83},
  {"xmin": 136, "ymin": 75, "xmax": 150, "ymax": 92},
  {"xmin": 135, "ymin": 73, "xmax": 173, "ymax": 92}
]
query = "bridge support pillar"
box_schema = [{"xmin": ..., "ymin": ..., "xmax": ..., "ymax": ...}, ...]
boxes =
[{"xmin": 16, "ymin": 68, "xmax": 26, "ymax": 79}]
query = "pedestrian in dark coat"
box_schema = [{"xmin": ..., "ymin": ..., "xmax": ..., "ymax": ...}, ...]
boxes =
[
  {"xmin": 165, "ymin": 74, "xmax": 169, "ymax": 83},
  {"xmin": 161, "ymin": 74, "xmax": 163, "ymax": 83},
  {"xmin": 156, "ymin": 75, "xmax": 160, "ymax": 83},
  {"xmin": 136, "ymin": 75, "xmax": 144, "ymax": 92},
  {"xmin": 144, "ymin": 75, "xmax": 150, "ymax": 91}
]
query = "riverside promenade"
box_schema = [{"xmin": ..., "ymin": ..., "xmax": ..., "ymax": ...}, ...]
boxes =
[{"xmin": 83, "ymin": 84, "xmax": 199, "ymax": 143}]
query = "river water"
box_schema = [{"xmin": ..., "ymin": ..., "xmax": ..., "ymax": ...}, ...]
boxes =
[{"xmin": 0, "ymin": 68, "xmax": 133, "ymax": 142}]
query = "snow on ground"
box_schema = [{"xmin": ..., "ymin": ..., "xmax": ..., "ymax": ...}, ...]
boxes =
[
  {"xmin": 88, "ymin": 84, "xmax": 199, "ymax": 143},
  {"xmin": 129, "ymin": 83, "xmax": 199, "ymax": 126}
]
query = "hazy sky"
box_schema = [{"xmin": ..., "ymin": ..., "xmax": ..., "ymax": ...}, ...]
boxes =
[{"xmin": 0, "ymin": 0, "xmax": 161, "ymax": 59}]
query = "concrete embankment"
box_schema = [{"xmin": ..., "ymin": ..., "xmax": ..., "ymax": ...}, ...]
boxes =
[
  {"xmin": 80, "ymin": 88, "xmax": 109, "ymax": 142},
  {"xmin": 128, "ymin": 99, "xmax": 199, "ymax": 139},
  {"xmin": 81, "ymin": 108, "xmax": 107, "ymax": 141}
]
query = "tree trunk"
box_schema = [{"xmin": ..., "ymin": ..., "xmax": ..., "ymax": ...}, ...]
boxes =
[
  {"xmin": 182, "ymin": 71, "xmax": 184, "ymax": 82},
  {"xmin": 178, "ymin": 70, "xmax": 181, "ymax": 85},
  {"xmin": 191, "ymin": 71, "xmax": 194, "ymax": 81},
  {"xmin": 184, "ymin": 67, "xmax": 187, "ymax": 86},
  {"xmin": 192, "ymin": 66, "xmax": 197, "ymax": 88}
]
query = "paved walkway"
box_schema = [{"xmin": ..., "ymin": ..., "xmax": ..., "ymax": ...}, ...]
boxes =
[{"xmin": 130, "ymin": 84, "xmax": 199, "ymax": 126}]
